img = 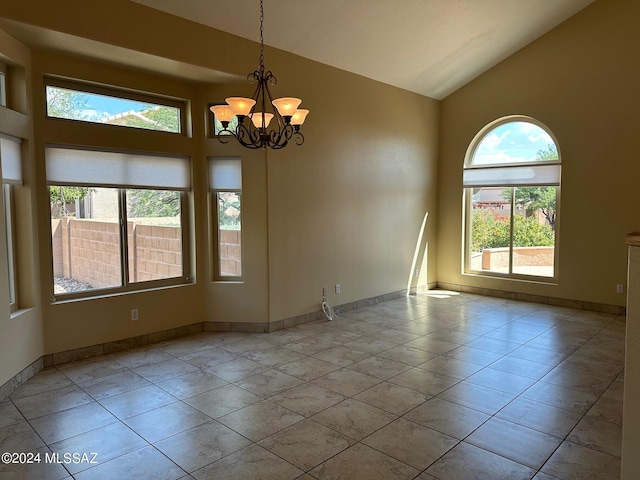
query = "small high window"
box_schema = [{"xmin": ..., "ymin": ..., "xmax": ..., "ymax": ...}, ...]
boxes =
[
  {"xmin": 463, "ymin": 117, "xmax": 561, "ymax": 280},
  {"xmin": 45, "ymin": 79, "xmax": 183, "ymax": 134}
]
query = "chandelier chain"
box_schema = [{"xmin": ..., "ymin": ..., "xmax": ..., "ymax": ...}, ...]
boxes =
[{"xmin": 259, "ymin": 0, "xmax": 265, "ymax": 73}]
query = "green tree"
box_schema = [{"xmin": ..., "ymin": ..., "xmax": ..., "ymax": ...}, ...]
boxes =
[
  {"xmin": 50, "ymin": 186, "xmax": 91, "ymax": 218},
  {"xmin": 127, "ymin": 190, "xmax": 180, "ymax": 218},
  {"xmin": 501, "ymin": 143, "xmax": 558, "ymax": 229},
  {"xmin": 46, "ymin": 86, "xmax": 90, "ymax": 120}
]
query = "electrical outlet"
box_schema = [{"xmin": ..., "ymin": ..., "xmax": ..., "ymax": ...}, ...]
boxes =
[
  {"xmin": 617, "ymin": 284, "xmax": 624, "ymax": 294},
  {"xmin": 335, "ymin": 283, "xmax": 341, "ymax": 294},
  {"xmin": 322, "ymin": 287, "xmax": 327, "ymax": 297},
  {"xmin": 131, "ymin": 308, "xmax": 139, "ymax": 321}
]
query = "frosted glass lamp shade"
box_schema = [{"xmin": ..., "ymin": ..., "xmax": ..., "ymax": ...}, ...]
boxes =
[
  {"xmin": 226, "ymin": 97, "xmax": 256, "ymax": 116},
  {"xmin": 272, "ymin": 97, "xmax": 302, "ymax": 117},
  {"xmin": 250, "ymin": 112, "xmax": 274, "ymax": 128},
  {"xmin": 291, "ymin": 109, "xmax": 309, "ymax": 126},
  {"xmin": 210, "ymin": 105, "xmax": 235, "ymax": 123}
]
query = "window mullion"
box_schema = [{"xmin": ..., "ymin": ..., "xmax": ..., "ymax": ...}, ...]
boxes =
[
  {"xmin": 119, "ymin": 189, "xmax": 130, "ymax": 287},
  {"xmin": 508, "ymin": 187, "xmax": 515, "ymax": 275}
]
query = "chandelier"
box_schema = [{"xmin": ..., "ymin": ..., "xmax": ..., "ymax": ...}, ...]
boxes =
[{"xmin": 210, "ymin": 0, "xmax": 309, "ymax": 150}]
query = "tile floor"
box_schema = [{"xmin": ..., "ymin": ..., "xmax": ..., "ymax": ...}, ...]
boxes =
[{"xmin": 0, "ymin": 291, "xmax": 625, "ymax": 480}]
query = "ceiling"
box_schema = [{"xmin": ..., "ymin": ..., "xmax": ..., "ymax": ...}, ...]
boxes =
[{"xmin": 129, "ymin": 0, "xmax": 595, "ymax": 100}]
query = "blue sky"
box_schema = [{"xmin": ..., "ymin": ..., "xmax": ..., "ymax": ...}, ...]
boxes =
[
  {"xmin": 473, "ymin": 121, "xmax": 556, "ymax": 165},
  {"xmin": 80, "ymin": 92, "xmax": 153, "ymax": 121}
]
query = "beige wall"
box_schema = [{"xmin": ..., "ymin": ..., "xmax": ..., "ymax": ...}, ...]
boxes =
[
  {"xmin": 438, "ymin": 0, "xmax": 640, "ymax": 307},
  {"xmin": 0, "ymin": 0, "xmax": 438, "ymax": 386}
]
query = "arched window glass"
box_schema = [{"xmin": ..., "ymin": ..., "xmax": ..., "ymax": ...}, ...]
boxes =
[{"xmin": 463, "ymin": 117, "xmax": 560, "ymax": 280}]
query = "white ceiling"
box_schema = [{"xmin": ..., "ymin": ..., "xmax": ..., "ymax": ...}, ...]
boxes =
[{"xmin": 130, "ymin": 0, "xmax": 595, "ymax": 99}]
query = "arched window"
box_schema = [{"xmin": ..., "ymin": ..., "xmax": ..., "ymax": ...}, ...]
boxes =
[{"xmin": 463, "ymin": 116, "xmax": 560, "ymax": 280}]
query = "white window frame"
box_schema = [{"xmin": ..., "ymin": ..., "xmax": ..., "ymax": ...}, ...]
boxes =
[{"xmin": 463, "ymin": 116, "xmax": 561, "ymax": 282}]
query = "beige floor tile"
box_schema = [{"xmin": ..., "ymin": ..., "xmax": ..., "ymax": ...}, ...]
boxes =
[
  {"xmin": 466, "ymin": 417, "xmax": 561, "ymax": 469},
  {"xmin": 438, "ymin": 381, "xmax": 515, "ymax": 415},
  {"xmin": 98, "ymin": 384, "xmax": 178, "ymax": 419},
  {"xmin": 311, "ymin": 345, "xmax": 371, "ymax": 367},
  {"xmin": 521, "ymin": 381, "xmax": 598, "ymax": 414},
  {"xmin": 217, "ymin": 400, "xmax": 304, "ymax": 441},
  {"xmin": 310, "ymin": 443, "xmax": 419, "ymax": 480},
  {"xmin": 311, "ymin": 399, "xmax": 396, "ymax": 441},
  {"xmin": 465, "ymin": 368, "xmax": 536, "ymax": 395},
  {"xmin": 49, "ymin": 422, "xmax": 147, "ymax": 474},
  {"xmin": 541, "ymin": 366, "xmax": 613, "ymax": 396},
  {"xmin": 541, "ymin": 441, "xmax": 621, "ymax": 480},
  {"xmin": 132, "ymin": 358, "xmax": 199, "ymax": 383},
  {"xmin": 123, "ymin": 401, "xmax": 211, "ymax": 443},
  {"xmin": 73, "ymin": 445, "xmax": 184, "ymax": 480},
  {"xmin": 404, "ymin": 397, "xmax": 490, "ymax": 439},
  {"xmin": 389, "ymin": 367, "xmax": 459, "ymax": 396},
  {"xmin": 79, "ymin": 370, "xmax": 151, "ymax": 400},
  {"xmin": 367, "ymin": 328, "xmax": 422, "ymax": 344},
  {"xmin": 234, "ymin": 369, "xmax": 304, "ymax": 397},
  {"xmin": 0, "ymin": 421, "xmax": 45, "ymax": 453},
  {"xmin": 245, "ymin": 346, "xmax": 306, "ymax": 367},
  {"xmin": 426, "ymin": 441, "xmax": 536, "ymax": 480},
  {"xmin": 0, "ymin": 401, "xmax": 25, "ymax": 429},
  {"xmin": 567, "ymin": 415, "xmax": 622, "ymax": 457},
  {"xmin": 488, "ymin": 355, "xmax": 554, "ymax": 380},
  {"xmin": 12, "ymin": 384, "xmax": 93, "ymax": 420},
  {"xmin": 0, "ymin": 445, "xmax": 69, "ymax": 480},
  {"xmin": 155, "ymin": 421, "xmax": 251, "ymax": 472},
  {"xmin": 56, "ymin": 358, "xmax": 128, "ymax": 384},
  {"xmin": 29, "ymin": 401, "xmax": 118, "ymax": 444},
  {"xmin": 155, "ymin": 370, "xmax": 228, "ymax": 399},
  {"xmin": 442, "ymin": 345, "xmax": 504, "ymax": 366},
  {"xmin": 347, "ymin": 356, "xmax": 411, "ymax": 380},
  {"xmin": 277, "ymin": 356, "xmax": 341, "ymax": 381},
  {"xmin": 403, "ymin": 336, "xmax": 460, "ymax": 354},
  {"xmin": 183, "ymin": 384, "xmax": 261, "ymax": 418},
  {"xmin": 268, "ymin": 383, "xmax": 344, "ymax": 417},
  {"xmin": 192, "ymin": 444, "xmax": 303, "ymax": 480},
  {"xmin": 376, "ymin": 345, "xmax": 438, "ymax": 366},
  {"xmin": 204, "ymin": 358, "xmax": 270, "ymax": 382},
  {"xmin": 586, "ymin": 396, "xmax": 623, "ymax": 425},
  {"xmin": 363, "ymin": 418, "xmax": 458, "ymax": 470},
  {"xmin": 343, "ymin": 337, "xmax": 397, "ymax": 355},
  {"xmin": 353, "ymin": 381, "xmax": 428, "ymax": 415},
  {"xmin": 495, "ymin": 396, "xmax": 581, "ymax": 438},
  {"xmin": 179, "ymin": 347, "xmax": 238, "ymax": 369},
  {"xmin": 311, "ymin": 368, "xmax": 381, "ymax": 397},
  {"xmin": 417, "ymin": 355, "xmax": 483, "ymax": 379},
  {"xmin": 259, "ymin": 418, "xmax": 353, "ymax": 470},
  {"xmin": 112, "ymin": 347, "xmax": 175, "ymax": 369},
  {"xmin": 9, "ymin": 368, "xmax": 73, "ymax": 399}
]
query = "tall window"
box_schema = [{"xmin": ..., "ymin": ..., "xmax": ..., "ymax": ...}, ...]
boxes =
[
  {"xmin": 0, "ymin": 62, "xmax": 6, "ymax": 107},
  {"xmin": 463, "ymin": 117, "xmax": 560, "ymax": 280},
  {"xmin": 209, "ymin": 157, "xmax": 242, "ymax": 279},
  {"xmin": 1, "ymin": 134, "xmax": 22, "ymax": 310},
  {"xmin": 46, "ymin": 146, "xmax": 191, "ymax": 299}
]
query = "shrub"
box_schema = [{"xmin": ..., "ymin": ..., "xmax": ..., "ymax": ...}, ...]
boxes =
[{"xmin": 471, "ymin": 210, "xmax": 554, "ymax": 252}]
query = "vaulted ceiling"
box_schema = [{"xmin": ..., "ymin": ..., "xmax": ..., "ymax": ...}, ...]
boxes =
[{"xmin": 130, "ymin": 0, "xmax": 595, "ymax": 99}]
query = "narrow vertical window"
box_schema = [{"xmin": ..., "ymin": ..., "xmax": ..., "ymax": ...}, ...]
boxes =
[
  {"xmin": 1, "ymin": 134, "xmax": 22, "ymax": 310},
  {"xmin": 463, "ymin": 117, "xmax": 560, "ymax": 280},
  {"xmin": 209, "ymin": 157, "xmax": 242, "ymax": 279}
]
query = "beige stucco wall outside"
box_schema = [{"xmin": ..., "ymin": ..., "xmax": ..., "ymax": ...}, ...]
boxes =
[{"xmin": 438, "ymin": 0, "xmax": 639, "ymax": 307}]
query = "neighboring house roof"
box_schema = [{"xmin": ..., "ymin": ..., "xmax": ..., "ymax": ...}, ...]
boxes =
[{"xmin": 99, "ymin": 106, "xmax": 173, "ymax": 131}]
